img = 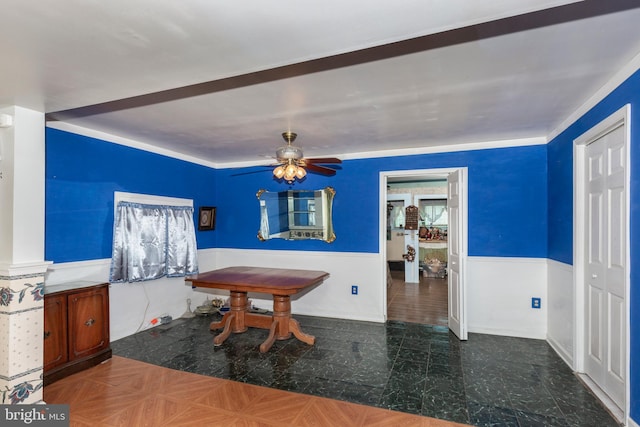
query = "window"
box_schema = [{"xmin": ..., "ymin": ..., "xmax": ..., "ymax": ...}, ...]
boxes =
[{"xmin": 109, "ymin": 192, "xmax": 198, "ymax": 283}]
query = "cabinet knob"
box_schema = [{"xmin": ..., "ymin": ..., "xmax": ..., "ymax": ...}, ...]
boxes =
[
  {"xmin": 44, "ymin": 331, "xmax": 51, "ymax": 339},
  {"xmin": 85, "ymin": 318, "xmax": 95, "ymax": 327}
]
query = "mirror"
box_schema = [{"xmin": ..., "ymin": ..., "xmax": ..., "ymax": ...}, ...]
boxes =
[{"xmin": 257, "ymin": 187, "xmax": 336, "ymax": 242}]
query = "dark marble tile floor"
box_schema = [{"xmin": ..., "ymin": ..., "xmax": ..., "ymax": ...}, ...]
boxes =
[{"xmin": 111, "ymin": 314, "xmax": 620, "ymax": 427}]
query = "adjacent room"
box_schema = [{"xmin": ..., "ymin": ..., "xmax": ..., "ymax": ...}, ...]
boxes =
[{"xmin": 1, "ymin": 1, "xmax": 639, "ymax": 426}]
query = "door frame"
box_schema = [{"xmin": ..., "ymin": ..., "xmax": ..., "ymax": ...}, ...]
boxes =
[
  {"xmin": 380, "ymin": 167, "xmax": 468, "ymax": 337},
  {"xmin": 573, "ymin": 104, "xmax": 630, "ymax": 422}
]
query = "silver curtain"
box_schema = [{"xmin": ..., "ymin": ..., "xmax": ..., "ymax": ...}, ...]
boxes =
[{"xmin": 109, "ymin": 202, "xmax": 199, "ymax": 283}]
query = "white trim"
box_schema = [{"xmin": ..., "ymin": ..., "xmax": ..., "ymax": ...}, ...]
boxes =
[
  {"xmin": 573, "ymin": 103, "xmax": 631, "ymax": 424},
  {"xmin": 629, "ymin": 417, "xmax": 640, "ymax": 427},
  {"xmin": 549, "ymin": 51, "xmax": 640, "ymax": 142},
  {"xmin": 0, "ymin": 261, "xmax": 52, "ymax": 277},
  {"xmin": 210, "ymin": 246, "xmax": 376, "ymax": 261},
  {"xmin": 48, "ymin": 121, "xmax": 546, "ymax": 170},
  {"xmin": 468, "ymin": 256, "xmax": 548, "ymax": 265},
  {"xmin": 547, "ymin": 334, "xmax": 573, "ymax": 369},
  {"xmin": 46, "ymin": 122, "xmax": 218, "ymax": 169},
  {"xmin": 222, "ymin": 137, "xmax": 547, "ymax": 169},
  {"xmin": 114, "ymin": 191, "xmax": 193, "ymax": 208},
  {"xmin": 577, "ymin": 373, "xmax": 625, "ymax": 424}
]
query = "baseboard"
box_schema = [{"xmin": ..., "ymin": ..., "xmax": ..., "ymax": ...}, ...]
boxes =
[
  {"xmin": 467, "ymin": 326, "xmax": 546, "ymax": 340},
  {"xmin": 576, "ymin": 373, "xmax": 624, "ymax": 425},
  {"xmin": 546, "ymin": 334, "xmax": 573, "ymax": 369},
  {"xmin": 629, "ymin": 416, "xmax": 639, "ymax": 427}
]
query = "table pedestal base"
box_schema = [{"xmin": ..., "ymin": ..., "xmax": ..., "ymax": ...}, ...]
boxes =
[{"xmin": 209, "ymin": 291, "xmax": 315, "ymax": 352}]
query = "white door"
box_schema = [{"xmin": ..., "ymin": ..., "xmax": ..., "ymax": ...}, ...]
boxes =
[
  {"xmin": 584, "ymin": 125, "xmax": 626, "ymax": 410},
  {"xmin": 447, "ymin": 169, "xmax": 467, "ymax": 340}
]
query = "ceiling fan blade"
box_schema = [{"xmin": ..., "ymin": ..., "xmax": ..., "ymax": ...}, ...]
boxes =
[
  {"xmin": 304, "ymin": 157, "xmax": 342, "ymax": 164},
  {"xmin": 305, "ymin": 163, "xmax": 337, "ymax": 176}
]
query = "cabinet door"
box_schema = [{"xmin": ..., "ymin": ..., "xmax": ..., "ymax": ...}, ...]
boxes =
[
  {"xmin": 43, "ymin": 294, "xmax": 68, "ymax": 371},
  {"xmin": 68, "ymin": 286, "xmax": 109, "ymax": 361}
]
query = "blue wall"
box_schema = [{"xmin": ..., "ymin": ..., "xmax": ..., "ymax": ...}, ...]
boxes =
[
  {"xmin": 547, "ymin": 69, "xmax": 640, "ymax": 421},
  {"xmin": 45, "ymin": 128, "xmax": 219, "ymax": 262},
  {"xmin": 214, "ymin": 145, "xmax": 548, "ymax": 257},
  {"xmin": 46, "ymin": 129, "xmax": 548, "ymax": 260}
]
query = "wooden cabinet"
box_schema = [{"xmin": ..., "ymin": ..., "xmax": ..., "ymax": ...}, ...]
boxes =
[
  {"xmin": 43, "ymin": 293, "xmax": 68, "ymax": 372},
  {"xmin": 44, "ymin": 282, "xmax": 111, "ymax": 385}
]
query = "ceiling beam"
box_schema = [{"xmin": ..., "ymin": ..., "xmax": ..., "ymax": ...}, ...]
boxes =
[{"xmin": 46, "ymin": 0, "xmax": 640, "ymax": 121}]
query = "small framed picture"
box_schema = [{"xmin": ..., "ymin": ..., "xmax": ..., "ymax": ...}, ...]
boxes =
[{"xmin": 198, "ymin": 206, "xmax": 216, "ymax": 231}]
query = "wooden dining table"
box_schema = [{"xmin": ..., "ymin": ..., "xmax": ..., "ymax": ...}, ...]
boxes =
[{"xmin": 188, "ymin": 266, "xmax": 329, "ymax": 352}]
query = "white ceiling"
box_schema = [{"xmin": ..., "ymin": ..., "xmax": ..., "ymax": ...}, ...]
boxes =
[{"xmin": 1, "ymin": 0, "xmax": 640, "ymax": 167}]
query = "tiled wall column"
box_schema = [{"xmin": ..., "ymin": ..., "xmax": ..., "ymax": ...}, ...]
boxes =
[
  {"xmin": 0, "ymin": 107, "xmax": 47, "ymax": 403},
  {"xmin": 0, "ymin": 267, "xmax": 48, "ymax": 404}
]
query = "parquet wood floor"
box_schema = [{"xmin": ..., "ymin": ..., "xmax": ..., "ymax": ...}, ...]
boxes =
[
  {"xmin": 44, "ymin": 356, "xmax": 471, "ymax": 427},
  {"xmin": 387, "ymin": 270, "xmax": 448, "ymax": 325}
]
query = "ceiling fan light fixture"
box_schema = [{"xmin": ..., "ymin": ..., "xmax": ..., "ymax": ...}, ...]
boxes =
[
  {"xmin": 273, "ymin": 165, "xmax": 286, "ymax": 179},
  {"xmin": 283, "ymin": 161, "xmax": 298, "ymax": 181},
  {"xmin": 271, "ymin": 130, "xmax": 340, "ymax": 182}
]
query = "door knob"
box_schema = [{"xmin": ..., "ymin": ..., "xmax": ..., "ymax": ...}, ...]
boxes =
[{"xmin": 592, "ymin": 274, "xmax": 598, "ymax": 279}]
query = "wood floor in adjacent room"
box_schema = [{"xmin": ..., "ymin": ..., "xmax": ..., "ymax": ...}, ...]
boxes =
[
  {"xmin": 44, "ymin": 356, "xmax": 470, "ymax": 427},
  {"xmin": 387, "ymin": 269, "xmax": 448, "ymax": 326}
]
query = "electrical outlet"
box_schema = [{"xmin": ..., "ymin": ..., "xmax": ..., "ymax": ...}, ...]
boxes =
[
  {"xmin": 351, "ymin": 285, "xmax": 358, "ymax": 295},
  {"xmin": 531, "ymin": 297, "xmax": 541, "ymax": 309}
]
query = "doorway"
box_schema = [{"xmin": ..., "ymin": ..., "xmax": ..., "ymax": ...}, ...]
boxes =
[
  {"xmin": 381, "ymin": 168, "xmax": 468, "ymax": 339},
  {"xmin": 574, "ymin": 105, "xmax": 630, "ymax": 422}
]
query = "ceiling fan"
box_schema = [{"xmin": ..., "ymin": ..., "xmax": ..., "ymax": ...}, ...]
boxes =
[{"xmin": 272, "ymin": 131, "xmax": 341, "ymax": 182}]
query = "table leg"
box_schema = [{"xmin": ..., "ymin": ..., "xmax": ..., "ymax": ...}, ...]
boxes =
[
  {"xmin": 272, "ymin": 295, "xmax": 292, "ymax": 340},
  {"xmin": 212, "ymin": 313, "xmax": 235, "ymax": 345},
  {"xmin": 209, "ymin": 311, "xmax": 231, "ymax": 330},
  {"xmin": 209, "ymin": 290, "xmax": 248, "ymax": 345},
  {"xmin": 289, "ymin": 318, "xmax": 315, "ymax": 345},
  {"xmin": 257, "ymin": 295, "xmax": 316, "ymax": 351},
  {"xmin": 229, "ymin": 291, "xmax": 248, "ymax": 333},
  {"xmin": 210, "ymin": 292, "xmax": 317, "ymax": 351},
  {"xmin": 259, "ymin": 320, "xmax": 279, "ymax": 353}
]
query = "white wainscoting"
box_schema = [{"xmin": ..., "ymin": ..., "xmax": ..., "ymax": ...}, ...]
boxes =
[
  {"xmin": 466, "ymin": 256, "xmax": 548, "ymax": 339},
  {"xmin": 47, "ymin": 251, "xmax": 567, "ymax": 344},
  {"xmin": 546, "ymin": 259, "xmax": 574, "ymax": 367},
  {"xmin": 209, "ymin": 248, "xmax": 385, "ymax": 323}
]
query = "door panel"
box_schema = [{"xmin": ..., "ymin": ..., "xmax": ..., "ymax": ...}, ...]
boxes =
[
  {"xmin": 587, "ymin": 285, "xmax": 603, "ymax": 368},
  {"xmin": 447, "ymin": 169, "xmax": 466, "ymax": 340},
  {"xmin": 584, "ymin": 125, "xmax": 626, "ymax": 410}
]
